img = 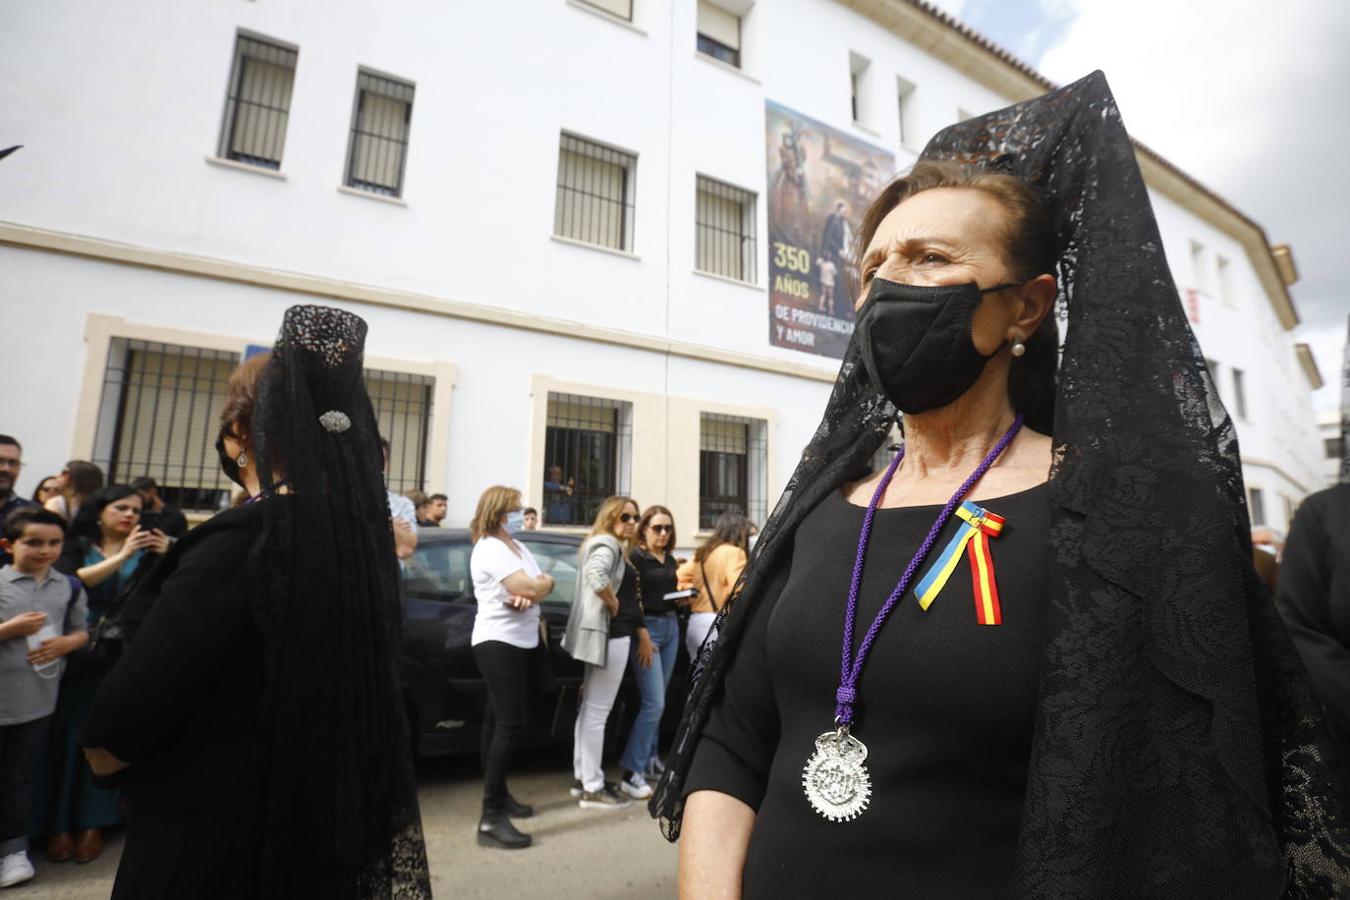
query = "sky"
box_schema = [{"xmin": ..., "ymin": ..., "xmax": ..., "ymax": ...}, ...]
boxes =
[{"xmin": 928, "ymin": 0, "xmax": 1348, "ymax": 413}]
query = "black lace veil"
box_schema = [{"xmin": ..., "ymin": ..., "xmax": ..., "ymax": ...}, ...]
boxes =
[
  {"xmin": 1341, "ymin": 315, "xmax": 1349, "ymax": 484},
  {"xmin": 249, "ymin": 305, "xmax": 431, "ymax": 898},
  {"xmin": 651, "ymin": 72, "xmax": 1350, "ymax": 896}
]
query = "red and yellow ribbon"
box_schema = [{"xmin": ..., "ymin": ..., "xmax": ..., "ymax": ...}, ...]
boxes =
[{"xmin": 914, "ymin": 501, "xmax": 1006, "ymax": 625}]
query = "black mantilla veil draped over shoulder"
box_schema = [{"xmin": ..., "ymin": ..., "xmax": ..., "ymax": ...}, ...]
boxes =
[
  {"xmin": 250, "ymin": 305, "xmax": 431, "ymax": 898},
  {"xmin": 650, "ymin": 72, "xmax": 1350, "ymax": 896}
]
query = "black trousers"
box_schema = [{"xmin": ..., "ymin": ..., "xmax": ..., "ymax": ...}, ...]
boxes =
[
  {"xmin": 472, "ymin": 641, "xmax": 532, "ymax": 814},
  {"xmin": 0, "ymin": 715, "xmax": 51, "ymax": 855}
]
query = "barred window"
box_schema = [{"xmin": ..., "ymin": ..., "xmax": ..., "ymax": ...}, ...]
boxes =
[
  {"xmin": 699, "ymin": 413, "xmax": 767, "ymax": 530},
  {"xmin": 576, "ymin": 0, "xmax": 633, "ymax": 20},
  {"xmin": 554, "ymin": 133, "xmax": 637, "ymax": 252},
  {"xmin": 367, "ymin": 368, "xmax": 434, "ymax": 494},
  {"xmin": 869, "ymin": 421, "xmax": 902, "ymax": 475},
  {"xmin": 219, "ymin": 33, "xmax": 297, "ymax": 170},
  {"xmin": 696, "ymin": 176, "xmax": 757, "ymax": 283},
  {"xmin": 1232, "ymin": 367, "xmax": 1248, "ymax": 419},
  {"xmin": 345, "ymin": 70, "xmax": 415, "ymax": 197},
  {"xmin": 92, "ymin": 339, "xmax": 242, "ymax": 512},
  {"xmin": 1248, "ymin": 487, "xmax": 1266, "ymax": 527},
  {"xmin": 696, "ymin": 1, "xmax": 741, "ymax": 68},
  {"xmin": 543, "ymin": 393, "xmax": 633, "ymax": 527}
]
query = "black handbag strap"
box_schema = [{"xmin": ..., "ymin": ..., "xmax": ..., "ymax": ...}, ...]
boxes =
[{"xmin": 699, "ymin": 560, "xmax": 724, "ymax": 613}]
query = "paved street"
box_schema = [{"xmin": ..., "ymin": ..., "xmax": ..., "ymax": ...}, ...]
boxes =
[{"xmin": 8, "ymin": 750, "xmax": 679, "ymax": 899}]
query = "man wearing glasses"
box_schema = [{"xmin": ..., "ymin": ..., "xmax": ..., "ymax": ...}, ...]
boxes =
[{"xmin": 0, "ymin": 438, "xmax": 37, "ymax": 567}]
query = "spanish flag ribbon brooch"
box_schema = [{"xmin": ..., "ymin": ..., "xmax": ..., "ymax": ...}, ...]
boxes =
[{"xmin": 914, "ymin": 500, "xmax": 1006, "ymax": 625}]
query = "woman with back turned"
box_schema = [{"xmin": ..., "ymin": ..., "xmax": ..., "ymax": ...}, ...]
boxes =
[{"xmin": 82, "ymin": 305, "xmax": 431, "ymax": 899}]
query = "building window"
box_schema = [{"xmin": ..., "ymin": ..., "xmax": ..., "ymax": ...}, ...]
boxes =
[
  {"xmin": 367, "ymin": 368, "xmax": 433, "ymax": 494},
  {"xmin": 695, "ymin": 175, "xmax": 757, "ymax": 283},
  {"xmin": 1216, "ymin": 254, "xmax": 1232, "ymax": 306},
  {"xmin": 92, "ymin": 339, "xmax": 242, "ymax": 512},
  {"xmin": 575, "ymin": 0, "xmax": 633, "ymax": 21},
  {"xmin": 1326, "ymin": 436, "xmax": 1344, "ymax": 460},
  {"xmin": 699, "ymin": 413, "xmax": 768, "ymax": 530},
  {"xmin": 849, "ymin": 52, "xmax": 870, "ymax": 124},
  {"xmin": 1204, "ymin": 358, "xmax": 1220, "ymax": 384},
  {"xmin": 1248, "ymin": 487, "xmax": 1266, "ymax": 527},
  {"xmin": 543, "ymin": 393, "xmax": 633, "ymax": 526},
  {"xmin": 696, "ymin": 1, "xmax": 741, "ymax": 67},
  {"xmin": 554, "ymin": 133, "xmax": 637, "ymax": 252},
  {"xmin": 218, "ymin": 33, "xmax": 297, "ymax": 170},
  {"xmin": 896, "ymin": 76, "xmax": 917, "ymax": 147},
  {"xmin": 1190, "ymin": 240, "xmax": 1209, "ymax": 294},
  {"xmin": 1282, "ymin": 494, "xmax": 1297, "ymax": 526},
  {"xmin": 869, "ymin": 421, "xmax": 902, "ymax": 474},
  {"xmin": 345, "ymin": 70, "xmax": 415, "ymax": 197},
  {"xmin": 1232, "ymin": 367, "xmax": 1248, "ymax": 419}
]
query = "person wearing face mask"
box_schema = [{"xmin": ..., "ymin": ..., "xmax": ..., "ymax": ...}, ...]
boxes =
[
  {"xmin": 564, "ymin": 495, "xmax": 645, "ymax": 810},
  {"xmin": 468, "ymin": 485, "xmax": 555, "ymax": 849},
  {"xmin": 655, "ymin": 73, "xmax": 1350, "ymax": 898}
]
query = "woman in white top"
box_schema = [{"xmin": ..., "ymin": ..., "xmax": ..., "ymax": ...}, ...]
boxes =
[{"xmin": 468, "ymin": 485, "xmax": 555, "ymax": 850}]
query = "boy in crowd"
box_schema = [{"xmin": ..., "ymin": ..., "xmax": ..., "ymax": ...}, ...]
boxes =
[{"xmin": 0, "ymin": 508, "xmax": 88, "ymax": 888}]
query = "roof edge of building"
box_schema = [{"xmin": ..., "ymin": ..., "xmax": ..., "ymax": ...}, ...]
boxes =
[{"xmin": 838, "ymin": 0, "xmax": 1300, "ymax": 330}]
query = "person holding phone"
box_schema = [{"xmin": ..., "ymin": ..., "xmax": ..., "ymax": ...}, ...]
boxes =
[
  {"xmin": 618, "ymin": 506, "xmax": 683, "ymax": 793},
  {"xmin": 38, "ymin": 485, "xmax": 168, "ymax": 864},
  {"xmin": 469, "ymin": 485, "xmax": 555, "ymax": 850}
]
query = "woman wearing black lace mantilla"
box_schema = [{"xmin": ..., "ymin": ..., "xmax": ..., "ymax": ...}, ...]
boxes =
[
  {"xmin": 80, "ymin": 305, "xmax": 432, "ymax": 899},
  {"xmin": 652, "ymin": 72, "xmax": 1350, "ymax": 898}
]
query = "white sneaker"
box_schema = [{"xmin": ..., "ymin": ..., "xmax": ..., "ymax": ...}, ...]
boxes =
[
  {"xmin": 620, "ymin": 770, "xmax": 653, "ymax": 800},
  {"xmin": 569, "ymin": 779, "xmax": 583, "ymax": 798},
  {"xmin": 0, "ymin": 851, "xmax": 35, "ymax": 888}
]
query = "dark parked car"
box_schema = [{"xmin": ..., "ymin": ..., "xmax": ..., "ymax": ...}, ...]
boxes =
[{"xmin": 400, "ymin": 528, "xmax": 688, "ymax": 757}]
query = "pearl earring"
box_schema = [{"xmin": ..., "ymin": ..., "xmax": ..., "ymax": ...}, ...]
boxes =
[
  {"xmin": 1010, "ymin": 337, "xmax": 1026, "ymax": 358},
  {"xmin": 236, "ymin": 450, "xmax": 248, "ymax": 468}
]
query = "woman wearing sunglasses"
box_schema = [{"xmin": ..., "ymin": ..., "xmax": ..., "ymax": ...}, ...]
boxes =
[
  {"xmin": 562, "ymin": 495, "xmax": 646, "ymax": 810},
  {"xmin": 616, "ymin": 505, "xmax": 682, "ymax": 800}
]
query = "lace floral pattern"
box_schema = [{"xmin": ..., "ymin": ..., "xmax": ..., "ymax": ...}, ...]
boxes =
[{"xmin": 652, "ymin": 73, "xmax": 1350, "ymax": 896}]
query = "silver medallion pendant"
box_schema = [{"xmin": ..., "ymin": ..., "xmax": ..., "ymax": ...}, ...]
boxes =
[{"xmin": 802, "ymin": 727, "xmax": 872, "ymax": 822}]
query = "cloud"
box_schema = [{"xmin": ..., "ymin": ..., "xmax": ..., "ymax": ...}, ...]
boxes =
[{"xmin": 1032, "ymin": 0, "xmax": 1350, "ymax": 410}]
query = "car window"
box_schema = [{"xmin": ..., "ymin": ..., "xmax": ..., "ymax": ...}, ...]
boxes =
[
  {"xmin": 405, "ymin": 538, "xmax": 473, "ymax": 601},
  {"xmin": 523, "ymin": 540, "xmax": 579, "ymax": 608}
]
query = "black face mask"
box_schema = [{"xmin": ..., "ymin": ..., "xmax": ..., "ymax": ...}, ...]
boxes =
[
  {"xmin": 215, "ymin": 430, "xmax": 244, "ymax": 488},
  {"xmin": 856, "ymin": 277, "xmax": 1020, "ymax": 414}
]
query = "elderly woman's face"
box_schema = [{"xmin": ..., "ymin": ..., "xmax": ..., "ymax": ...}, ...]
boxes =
[{"xmin": 857, "ymin": 188, "xmax": 1026, "ymax": 356}]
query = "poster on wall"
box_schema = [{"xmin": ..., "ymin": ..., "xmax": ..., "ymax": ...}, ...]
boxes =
[{"xmin": 765, "ymin": 100, "xmax": 895, "ymax": 359}]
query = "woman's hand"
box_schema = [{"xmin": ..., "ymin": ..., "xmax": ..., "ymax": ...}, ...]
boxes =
[
  {"xmin": 0, "ymin": 611, "xmax": 47, "ymax": 639},
  {"xmin": 118, "ymin": 525, "xmax": 157, "ymax": 559},
  {"xmin": 142, "ymin": 528, "xmax": 172, "ymax": 556},
  {"xmin": 508, "ymin": 595, "xmax": 536, "ymax": 611},
  {"xmin": 27, "ymin": 632, "xmax": 87, "ymax": 666},
  {"xmin": 636, "ymin": 632, "xmax": 656, "ymax": 670},
  {"xmin": 83, "ymin": 747, "xmax": 129, "ymax": 777}
]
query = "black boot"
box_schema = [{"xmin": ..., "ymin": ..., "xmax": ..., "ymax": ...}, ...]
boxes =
[
  {"xmin": 505, "ymin": 793, "xmax": 534, "ymax": 819},
  {"xmin": 477, "ymin": 810, "xmax": 532, "ymax": 850}
]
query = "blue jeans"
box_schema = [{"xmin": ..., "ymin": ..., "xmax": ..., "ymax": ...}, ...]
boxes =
[{"xmin": 620, "ymin": 613, "xmax": 679, "ymax": 775}]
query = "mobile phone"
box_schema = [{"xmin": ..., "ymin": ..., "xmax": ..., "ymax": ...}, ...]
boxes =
[{"xmin": 663, "ymin": 589, "xmax": 698, "ymax": 602}]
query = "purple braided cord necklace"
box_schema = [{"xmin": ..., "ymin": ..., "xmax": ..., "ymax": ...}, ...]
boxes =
[{"xmin": 834, "ymin": 413, "xmax": 1023, "ymax": 726}]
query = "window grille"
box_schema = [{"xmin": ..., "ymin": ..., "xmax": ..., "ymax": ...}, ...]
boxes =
[
  {"xmin": 554, "ymin": 133, "xmax": 637, "ymax": 252},
  {"xmin": 219, "ymin": 34, "xmax": 297, "ymax": 170},
  {"xmin": 1232, "ymin": 368, "xmax": 1248, "ymax": 419},
  {"xmin": 869, "ymin": 421, "xmax": 902, "ymax": 475},
  {"xmin": 367, "ymin": 368, "xmax": 433, "ymax": 494},
  {"xmin": 699, "ymin": 413, "xmax": 768, "ymax": 530},
  {"xmin": 345, "ymin": 70, "xmax": 415, "ymax": 197},
  {"xmin": 1327, "ymin": 436, "xmax": 1345, "ymax": 460},
  {"xmin": 576, "ymin": 0, "xmax": 633, "ymax": 20},
  {"xmin": 1248, "ymin": 487, "xmax": 1266, "ymax": 527},
  {"xmin": 543, "ymin": 393, "xmax": 633, "ymax": 527},
  {"xmin": 696, "ymin": 1, "xmax": 741, "ymax": 67},
  {"xmin": 696, "ymin": 175, "xmax": 757, "ymax": 283},
  {"xmin": 92, "ymin": 339, "xmax": 241, "ymax": 512}
]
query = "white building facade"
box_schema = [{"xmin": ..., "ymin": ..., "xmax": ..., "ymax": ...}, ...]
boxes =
[{"xmin": 0, "ymin": 0, "xmax": 1324, "ymax": 535}]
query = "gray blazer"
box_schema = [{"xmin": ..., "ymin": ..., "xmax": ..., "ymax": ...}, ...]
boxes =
[{"xmin": 562, "ymin": 533, "xmax": 625, "ymax": 668}]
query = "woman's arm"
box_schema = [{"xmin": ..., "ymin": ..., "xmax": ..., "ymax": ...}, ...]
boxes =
[
  {"xmin": 76, "ymin": 526, "xmax": 159, "ymax": 587},
  {"xmin": 680, "ymin": 790, "xmax": 755, "ymax": 899},
  {"xmin": 583, "ymin": 543, "xmax": 621, "ymax": 615},
  {"xmin": 501, "ymin": 570, "xmax": 555, "ymax": 602}
]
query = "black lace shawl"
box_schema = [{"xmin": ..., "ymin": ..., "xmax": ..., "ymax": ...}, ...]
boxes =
[
  {"xmin": 1341, "ymin": 315, "xmax": 1349, "ymax": 484},
  {"xmin": 250, "ymin": 306, "xmax": 431, "ymax": 899},
  {"xmin": 650, "ymin": 72, "xmax": 1350, "ymax": 897}
]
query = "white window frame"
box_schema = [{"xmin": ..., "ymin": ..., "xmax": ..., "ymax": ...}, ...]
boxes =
[
  {"xmin": 554, "ymin": 132, "xmax": 638, "ymax": 253},
  {"xmin": 849, "ymin": 51, "xmax": 871, "ymax": 126},
  {"xmin": 217, "ymin": 31, "xmax": 298, "ymax": 171},
  {"xmin": 695, "ymin": 174, "xmax": 758, "ymax": 284},
  {"xmin": 343, "ymin": 68, "xmax": 416, "ymax": 198}
]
